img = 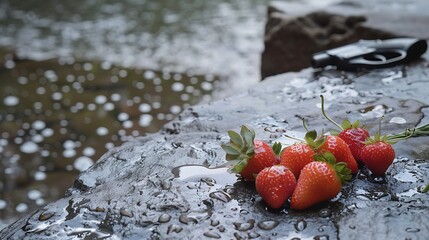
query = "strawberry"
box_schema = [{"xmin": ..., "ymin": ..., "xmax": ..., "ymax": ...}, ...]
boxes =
[
  {"xmin": 360, "ymin": 133, "xmax": 395, "ymax": 176},
  {"xmin": 280, "ymin": 143, "xmax": 315, "ymax": 178},
  {"xmin": 221, "ymin": 125, "xmax": 277, "ymax": 180},
  {"xmin": 320, "ymin": 95, "xmax": 369, "ymax": 162},
  {"xmin": 317, "ymin": 135, "xmax": 359, "ymax": 174},
  {"xmin": 255, "ymin": 165, "xmax": 297, "ymax": 209},
  {"xmin": 290, "ymin": 153, "xmax": 351, "ymax": 210},
  {"xmin": 337, "ymin": 120, "xmax": 370, "ymax": 162},
  {"xmin": 302, "ymin": 130, "xmax": 358, "ymax": 174}
]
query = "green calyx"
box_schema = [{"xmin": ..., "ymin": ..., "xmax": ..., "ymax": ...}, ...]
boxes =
[
  {"xmin": 221, "ymin": 125, "xmax": 256, "ymax": 173},
  {"xmin": 314, "ymin": 152, "xmax": 352, "ymax": 184},
  {"xmin": 272, "ymin": 142, "xmax": 283, "ymax": 156},
  {"xmin": 365, "ymin": 132, "xmax": 396, "ymax": 145},
  {"xmin": 341, "ymin": 119, "xmax": 364, "ymax": 130},
  {"xmin": 304, "ymin": 129, "xmax": 326, "ymax": 150}
]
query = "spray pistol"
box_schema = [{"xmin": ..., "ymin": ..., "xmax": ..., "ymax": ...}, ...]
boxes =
[{"xmin": 311, "ymin": 38, "xmax": 427, "ymax": 70}]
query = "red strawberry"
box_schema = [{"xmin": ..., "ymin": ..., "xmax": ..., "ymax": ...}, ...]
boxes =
[
  {"xmin": 221, "ymin": 125, "xmax": 277, "ymax": 180},
  {"xmin": 360, "ymin": 133, "xmax": 395, "ymax": 176},
  {"xmin": 290, "ymin": 153, "xmax": 351, "ymax": 210},
  {"xmin": 256, "ymin": 165, "xmax": 297, "ymax": 209},
  {"xmin": 320, "ymin": 95, "xmax": 369, "ymax": 162},
  {"xmin": 338, "ymin": 121, "xmax": 370, "ymax": 162},
  {"xmin": 280, "ymin": 143, "xmax": 315, "ymax": 178},
  {"xmin": 318, "ymin": 135, "xmax": 358, "ymax": 174}
]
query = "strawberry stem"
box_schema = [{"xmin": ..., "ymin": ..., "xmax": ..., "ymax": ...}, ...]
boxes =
[
  {"xmin": 378, "ymin": 115, "xmax": 384, "ymax": 136},
  {"xmin": 283, "ymin": 134, "xmax": 305, "ymax": 142},
  {"xmin": 320, "ymin": 95, "xmax": 343, "ymax": 130},
  {"xmin": 387, "ymin": 123, "xmax": 429, "ymax": 141},
  {"xmin": 301, "ymin": 117, "xmax": 309, "ymax": 132}
]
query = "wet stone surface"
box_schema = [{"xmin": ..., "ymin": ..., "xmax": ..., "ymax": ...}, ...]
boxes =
[{"xmin": 2, "ymin": 57, "xmax": 429, "ymax": 239}]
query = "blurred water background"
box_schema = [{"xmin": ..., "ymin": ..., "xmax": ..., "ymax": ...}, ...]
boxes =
[{"xmin": 0, "ymin": 0, "xmax": 335, "ymax": 228}]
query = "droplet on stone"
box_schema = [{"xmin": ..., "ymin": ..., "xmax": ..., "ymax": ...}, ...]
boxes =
[
  {"xmin": 179, "ymin": 213, "xmax": 199, "ymax": 224},
  {"xmin": 234, "ymin": 220, "xmax": 255, "ymax": 231},
  {"xmin": 209, "ymin": 191, "xmax": 231, "ymax": 203},
  {"xmin": 203, "ymin": 199, "xmax": 214, "ymax": 208},
  {"xmin": 314, "ymin": 235, "xmax": 329, "ymax": 240},
  {"xmin": 217, "ymin": 225, "xmax": 226, "ymax": 232},
  {"xmin": 201, "ymin": 177, "xmax": 216, "ymax": 186},
  {"xmin": 167, "ymin": 224, "xmax": 183, "ymax": 234},
  {"xmin": 294, "ymin": 219, "xmax": 307, "ymax": 231},
  {"xmin": 120, "ymin": 208, "xmax": 133, "ymax": 218},
  {"xmin": 95, "ymin": 207, "xmax": 105, "ymax": 212},
  {"xmin": 158, "ymin": 213, "xmax": 171, "ymax": 223},
  {"xmin": 211, "ymin": 219, "xmax": 220, "ymax": 226},
  {"xmin": 203, "ymin": 231, "xmax": 221, "ymax": 239},
  {"xmin": 38, "ymin": 211, "xmax": 55, "ymax": 221},
  {"xmin": 405, "ymin": 227, "xmax": 420, "ymax": 233},
  {"xmin": 319, "ymin": 208, "xmax": 332, "ymax": 218},
  {"xmin": 257, "ymin": 220, "xmax": 279, "ymax": 230}
]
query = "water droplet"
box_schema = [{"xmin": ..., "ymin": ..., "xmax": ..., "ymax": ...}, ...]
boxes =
[
  {"xmin": 31, "ymin": 120, "xmax": 46, "ymax": 130},
  {"xmin": 96, "ymin": 127, "xmax": 109, "ymax": 136},
  {"xmin": 167, "ymin": 224, "xmax": 183, "ymax": 234},
  {"xmin": 3, "ymin": 96, "xmax": 19, "ymax": 106},
  {"xmin": 217, "ymin": 225, "xmax": 225, "ymax": 232},
  {"xmin": 294, "ymin": 219, "xmax": 307, "ymax": 231},
  {"xmin": 389, "ymin": 117, "xmax": 406, "ymax": 124},
  {"xmin": 63, "ymin": 149, "xmax": 76, "ymax": 158},
  {"xmin": 314, "ymin": 235, "xmax": 329, "ymax": 240},
  {"xmin": 95, "ymin": 207, "xmax": 105, "ymax": 212},
  {"xmin": 257, "ymin": 220, "xmax": 279, "ymax": 230},
  {"xmin": 405, "ymin": 227, "xmax": 420, "ymax": 233},
  {"xmin": 318, "ymin": 208, "xmax": 332, "ymax": 218},
  {"xmin": 118, "ymin": 112, "xmax": 129, "ymax": 121},
  {"xmin": 34, "ymin": 171, "xmax": 46, "ymax": 181},
  {"xmin": 95, "ymin": 95, "xmax": 107, "ymax": 104},
  {"xmin": 51, "ymin": 92, "xmax": 63, "ymax": 101},
  {"xmin": 0, "ymin": 199, "xmax": 7, "ymax": 210},
  {"xmin": 16, "ymin": 203, "xmax": 28, "ymax": 213},
  {"xmin": 20, "ymin": 141, "xmax": 39, "ymax": 154},
  {"xmin": 120, "ymin": 208, "xmax": 133, "ymax": 218},
  {"xmin": 28, "ymin": 190, "xmax": 42, "ymax": 200},
  {"xmin": 41, "ymin": 128, "xmax": 54, "ymax": 137},
  {"xmin": 158, "ymin": 214, "xmax": 171, "ymax": 223},
  {"xmin": 172, "ymin": 82, "xmax": 184, "ymax": 92},
  {"xmin": 139, "ymin": 114, "xmax": 153, "ymax": 127},
  {"xmin": 138, "ymin": 103, "xmax": 151, "ymax": 113},
  {"xmin": 73, "ymin": 156, "xmax": 94, "ymax": 172},
  {"xmin": 368, "ymin": 175, "xmax": 387, "ymax": 184},
  {"xmin": 209, "ymin": 191, "xmax": 231, "ymax": 203},
  {"xmin": 39, "ymin": 211, "xmax": 55, "ymax": 221},
  {"xmin": 211, "ymin": 219, "xmax": 220, "ymax": 226},
  {"xmin": 83, "ymin": 147, "xmax": 95, "ymax": 157},
  {"xmin": 203, "ymin": 231, "xmax": 221, "ymax": 239},
  {"xmin": 201, "ymin": 177, "xmax": 216, "ymax": 186},
  {"xmin": 234, "ymin": 220, "xmax": 255, "ymax": 231},
  {"xmin": 170, "ymin": 105, "xmax": 181, "ymax": 114}
]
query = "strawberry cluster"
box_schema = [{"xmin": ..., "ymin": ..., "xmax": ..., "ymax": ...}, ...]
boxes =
[{"xmin": 221, "ymin": 96, "xmax": 400, "ymax": 210}]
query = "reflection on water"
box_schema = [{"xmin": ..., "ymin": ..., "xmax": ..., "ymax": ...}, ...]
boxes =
[
  {"xmin": 0, "ymin": 55, "xmax": 216, "ymax": 226},
  {"xmin": 0, "ymin": 0, "xmax": 327, "ymax": 230}
]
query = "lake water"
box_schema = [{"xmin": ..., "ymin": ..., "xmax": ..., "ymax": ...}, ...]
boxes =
[{"xmin": 0, "ymin": 0, "xmax": 334, "ymax": 229}]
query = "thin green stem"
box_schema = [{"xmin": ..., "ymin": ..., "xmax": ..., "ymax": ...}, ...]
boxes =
[
  {"xmin": 388, "ymin": 123, "xmax": 429, "ymax": 140},
  {"xmin": 320, "ymin": 95, "xmax": 343, "ymax": 130},
  {"xmin": 283, "ymin": 134, "xmax": 305, "ymax": 143},
  {"xmin": 302, "ymin": 118, "xmax": 309, "ymax": 132}
]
